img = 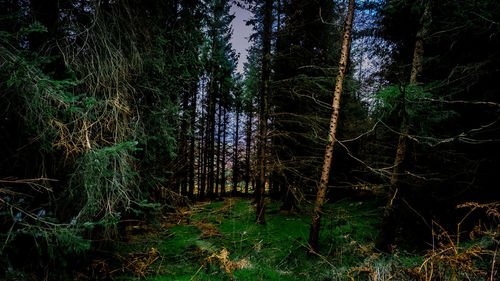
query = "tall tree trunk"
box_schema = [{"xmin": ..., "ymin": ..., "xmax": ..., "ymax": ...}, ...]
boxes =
[
  {"xmin": 197, "ymin": 131, "xmax": 203, "ymax": 196},
  {"xmin": 200, "ymin": 118, "xmax": 207, "ymax": 199},
  {"xmin": 200, "ymin": 83, "xmax": 208, "ymax": 199},
  {"xmin": 308, "ymin": 0, "xmax": 355, "ymax": 252},
  {"xmin": 221, "ymin": 107, "xmax": 227, "ymax": 195},
  {"xmin": 207, "ymin": 78, "xmax": 216, "ymax": 199},
  {"xmin": 233, "ymin": 106, "xmax": 240, "ymax": 195},
  {"xmin": 245, "ymin": 111, "xmax": 253, "ymax": 195},
  {"xmin": 216, "ymin": 102, "xmax": 222, "ymax": 197},
  {"xmin": 188, "ymin": 82, "xmax": 197, "ymax": 199},
  {"xmin": 256, "ymin": 0, "xmax": 273, "ymax": 224},
  {"xmin": 180, "ymin": 88, "xmax": 190, "ymax": 196},
  {"xmin": 376, "ymin": 3, "xmax": 430, "ymax": 253}
]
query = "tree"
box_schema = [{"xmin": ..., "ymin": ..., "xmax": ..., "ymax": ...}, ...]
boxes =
[
  {"xmin": 221, "ymin": 106, "xmax": 228, "ymax": 195},
  {"xmin": 242, "ymin": 42, "xmax": 260, "ymax": 196},
  {"xmin": 271, "ymin": 0, "xmax": 345, "ymax": 212},
  {"xmin": 0, "ymin": 0, "xmax": 205, "ymax": 274},
  {"xmin": 375, "ymin": 1, "xmax": 430, "ymax": 252},
  {"xmin": 255, "ymin": 0, "xmax": 274, "ymax": 223},
  {"xmin": 371, "ymin": 0, "xmax": 500, "ymax": 250},
  {"xmin": 204, "ymin": 0, "xmax": 237, "ymax": 199},
  {"xmin": 308, "ymin": 0, "xmax": 355, "ymax": 252},
  {"xmin": 232, "ymin": 78, "xmax": 244, "ymax": 195}
]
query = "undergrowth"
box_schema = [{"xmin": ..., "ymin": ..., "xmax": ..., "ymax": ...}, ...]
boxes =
[
  {"xmin": 85, "ymin": 198, "xmax": 498, "ymax": 281},
  {"xmin": 98, "ymin": 199, "xmax": 397, "ymax": 280}
]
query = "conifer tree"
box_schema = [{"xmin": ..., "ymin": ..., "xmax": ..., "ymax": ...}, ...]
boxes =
[
  {"xmin": 308, "ymin": 0, "xmax": 355, "ymax": 252},
  {"xmin": 204, "ymin": 0, "xmax": 237, "ymax": 199}
]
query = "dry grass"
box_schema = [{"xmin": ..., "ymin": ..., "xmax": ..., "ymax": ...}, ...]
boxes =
[
  {"xmin": 92, "ymin": 247, "xmax": 164, "ymax": 279},
  {"xmin": 193, "ymin": 221, "xmax": 223, "ymax": 239},
  {"xmin": 201, "ymin": 248, "xmax": 251, "ymax": 280}
]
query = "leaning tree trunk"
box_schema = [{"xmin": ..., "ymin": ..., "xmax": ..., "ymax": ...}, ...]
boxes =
[
  {"xmin": 255, "ymin": 0, "xmax": 273, "ymax": 224},
  {"xmin": 308, "ymin": 0, "xmax": 355, "ymax": 252},
  {"xmin": 376, "ymin": 3, "xmax": 430, "ymax": 253}
]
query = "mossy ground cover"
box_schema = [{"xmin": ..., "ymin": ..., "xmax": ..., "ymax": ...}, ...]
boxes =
[{"xmin": 112, "ymin": 198, "xmax": 425, "ymax": 281}]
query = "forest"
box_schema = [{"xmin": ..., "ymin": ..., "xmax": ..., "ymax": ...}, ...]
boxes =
[{"xmin": 1, "ymin": 0, "xmax": 499, "ymax": 280}]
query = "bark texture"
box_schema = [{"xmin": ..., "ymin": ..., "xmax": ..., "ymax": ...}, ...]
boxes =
[
  {"xmin": 245, "ymin": 111, "xmax": 253, "ymax": 195},
  {"xmin": 221, "ymin": 107, "xmax": 227, "ymax": 195},
  {"xmin": 232, "ymin": 106, "xmax": 240, "ymax": 195},
  {"xmin": 308, "ymin": 0, "xmax": 355, "ymax": 252}
]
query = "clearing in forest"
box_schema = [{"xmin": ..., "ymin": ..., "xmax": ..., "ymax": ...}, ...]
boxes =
[{"xmin": 95, "ymin": 198, "xmax": 425, "ymax": 281}]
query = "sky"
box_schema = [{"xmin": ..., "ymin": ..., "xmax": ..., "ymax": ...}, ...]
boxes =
[{"xmin": 229, "ymin": 2, "xmax": 253, "ymax": 74}]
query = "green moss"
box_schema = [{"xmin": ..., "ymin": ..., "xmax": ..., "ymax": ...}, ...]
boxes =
[
  {"xmin": 113, "ymin": 198, "xmax": 391, "ymax": 280},
  {"xmin": 158, "ymin": 225, "xmax": 201, "ymax": 256}
]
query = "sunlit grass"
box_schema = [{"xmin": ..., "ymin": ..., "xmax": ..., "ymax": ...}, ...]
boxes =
[
  {"xmin": 113, "ymin": 198, "xmax": 444, "ymax": 281},
  {"xmin": 114, "ymin": 195, "xmax": 490, "ymax": 281}
]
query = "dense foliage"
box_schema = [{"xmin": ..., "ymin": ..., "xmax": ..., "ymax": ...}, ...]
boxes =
[{"xmin": 1, "ymin": 0, "xmax": 499, "ymax": 280}]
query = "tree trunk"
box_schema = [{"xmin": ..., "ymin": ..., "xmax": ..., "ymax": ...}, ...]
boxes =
[
  {"xmin": 256, "ymin": 0, "xmax": 273, "ymax": 224},
  {"xmin": 376, "ymin": 3, "xmax": 430, "ymax": 253},
  {"xmin": 197, "ymin": 131, "xmax": 203, "ymax": 197},
  {"xmin": 207, "ymin": 77, "xmax": 216, "ymax": 199},
  {"xmin": 232, "ymin": 106, "xmax": 240, "ymax": 195},
  {"xmin": 221, "ymin": 107, "xmax": 227, "ymax": 196},
  {"xmin": 200, "ymin": 118, "xmax": 207, "ymax": 199},
  {"xmin": 308, "ymin": 0, "xmax": 355, "ymax": 252},
  {"xmin": 180, "ymin": 86, "xmax": 190, "ymax": 196},
  {"xmin": 216, "ymin": 102, "xmax": 222, "ymax": 197},
  {"xmin": 200, "ymin": 82, "xmax": 208, "ymax": 199},
  {"xmin": 188, "ymin": 82, "xmax": 197, "ymax": 199},
  {"xmin": 245, "ymin": 111, "xmax": 252, "ymax": 195}
]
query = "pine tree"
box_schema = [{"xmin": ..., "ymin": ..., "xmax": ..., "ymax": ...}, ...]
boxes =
[
  {"xmin": 204, "ymin": 0, "xmax": 237, "ymax": 199},
  {"xmin": 232, "ymin": 79, "xmax": 244, "ymax": 195},
  {"xmin": 271, "ymin": 0, "xmax": 344, "ymax": 212},
  {"xmin": 254, "ymin": 0, "xmax": 274, "ymax": 223},
  {"xmin": 308, "ymin": 0, "xmax": 356, "ymax": 252}
]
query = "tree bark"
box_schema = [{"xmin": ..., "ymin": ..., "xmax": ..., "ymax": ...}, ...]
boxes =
[
  {"xmin": 221, "ymin": 107, "xmax": 227, "ymax": 195},
  {"xmin": 256, "ymin": 0, "xmax": 273, "ymax": 224},
  {"xmin": 232, "ymin": 105, "xmax": 240, "ymax": 195},
  {"xmin": 308, "ymin": 0, "xmax": 355, "ymax": 252},
  {"xmin": 376, "ymin": 3, "xmax": 430, "ymax": 253},
  {"xmin": 207, "ymin": 76, "xmax": 216, "ymax": 200},
  {"xmin": 216, "ymin": 102, "xmax": 222, "ymax": 197},
  {"xmin": 188, "ymin": 81, "xmax": 197, "ymax": 199},
  {"xmin": 207, "ymin": 5, "xmax": 218, "ymax": 200},
  {"xmin": 200, "ymin": 80, "xmax": 208, "ymax": 199},
  {"xmin": 245, "ymin": 111, "xmax": 253, "ymax": 195},
  {"xmin": 180, "ymin": 85, "xmax": 190, "ymax": 196}
]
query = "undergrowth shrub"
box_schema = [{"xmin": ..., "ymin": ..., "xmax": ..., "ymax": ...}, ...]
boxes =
[
  {"xmin": 1, "ymin": 17, "xmax": 97, "ymax": 278},
  {"xmin": 1, "ymin": 2, "xmax": 181, "ymax": 278},
  {"xmin": 70, "ymin": 142, "xmax": 141, "ymax": 236}
]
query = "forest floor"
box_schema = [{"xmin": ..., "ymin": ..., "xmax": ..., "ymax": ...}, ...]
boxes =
[{"xmin": 89, "ymin": 197, "xmax": 432, "ymax": 281}]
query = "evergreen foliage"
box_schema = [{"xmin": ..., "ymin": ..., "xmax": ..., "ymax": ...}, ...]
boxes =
[{"xmin": 1, "ymin": 0, "xmax": 499, "ymax": 279}]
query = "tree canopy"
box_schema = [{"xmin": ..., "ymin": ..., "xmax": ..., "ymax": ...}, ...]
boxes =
[{"xmin": 1, "ymin": 0, "xmax": 499, "ymax": 280}]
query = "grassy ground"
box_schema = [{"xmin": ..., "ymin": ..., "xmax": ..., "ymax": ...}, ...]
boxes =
[{"xmin": 102, "ymin": 198, "xmax": 492, "ymax": 281}]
